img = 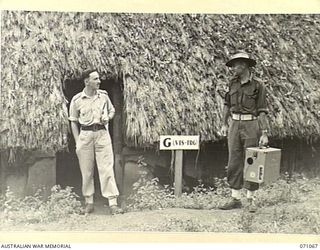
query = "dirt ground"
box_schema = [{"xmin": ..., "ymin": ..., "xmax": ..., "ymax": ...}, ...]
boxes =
[{"xmin": 1, "ymin": 188, "xmax": 319, "ymax": 233}]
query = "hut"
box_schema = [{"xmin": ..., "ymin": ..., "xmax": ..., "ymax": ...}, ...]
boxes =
[{"xmin": 1, "ymin": 11, "xmax": 320, "ymax": 198}]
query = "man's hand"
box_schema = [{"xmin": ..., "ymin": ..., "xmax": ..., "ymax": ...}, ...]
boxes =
[
  {"xmin": 70, "ymin": 121, "xmax": 80, "ymax": 147},
  {"xmin": 221, "ymin": 124, "xmax": 228, "ymax": 137},
  {"xmin": 74, "ymin": 136, "xmax": 79, "ymax": 145},
  {"xmin": 101, "ymin": 114, "xmax": 109, "ymax": 125},
  {"xmin": 259, "ymin": 131, "xmax": 269, "ymax": 148}
]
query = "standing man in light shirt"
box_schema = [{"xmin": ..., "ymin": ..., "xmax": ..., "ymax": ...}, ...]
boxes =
[{"xmin": 69, "ymin": 69, "xmax": 123, "ymax": 215}]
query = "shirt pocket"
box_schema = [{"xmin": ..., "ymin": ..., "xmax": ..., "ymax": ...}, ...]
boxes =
[
  {"xmin": 229, "ymin": 89, "xmax": 238, "ymax": 107},
  {"xmin": 242, "ymin": 88, "xmax": 258, "ymax": 110},
  {"xmin": 80, "ymin": 107, "xmax": 94, "ymax": 124}
]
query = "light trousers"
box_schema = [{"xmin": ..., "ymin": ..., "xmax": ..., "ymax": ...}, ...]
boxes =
[{"xmin": 76, "ymin": 129, "xmax": 119, "ymax": 203}]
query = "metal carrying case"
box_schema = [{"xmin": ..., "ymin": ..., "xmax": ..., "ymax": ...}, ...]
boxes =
[{"xmin": 243, "ymin": 147, "xmax": 281, "ymax": 184}]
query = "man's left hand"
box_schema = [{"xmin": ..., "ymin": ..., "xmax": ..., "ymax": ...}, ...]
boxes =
[
  {"xmin": 259, "ymin": 132, "xmax": 269, "ymax": 148},
  {"xmin": 101, "ymin": 115, "xmax": 109, "ymax": 125}
]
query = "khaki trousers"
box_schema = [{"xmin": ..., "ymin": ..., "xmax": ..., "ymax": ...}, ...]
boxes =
[{"xmin": 76, "ymin": 129, "xmax": 119, "ymax": 200}]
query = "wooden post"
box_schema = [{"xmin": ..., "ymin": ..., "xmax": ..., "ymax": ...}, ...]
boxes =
[
  {"xmin": 112, "ymin": 80, "xmax": 124, "ymax": 193},
  {"xmin": 0, "ymin": 151, "xmax": 8, "ymax": 194},
  {"xmin": 174, "ymin": 150, "xmax": 183, "ymax": 197}
]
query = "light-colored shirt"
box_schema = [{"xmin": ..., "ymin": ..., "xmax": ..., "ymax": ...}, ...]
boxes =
[{"xmin": 68, "ymin": 89, "xmax": 115, "ymax": 126}]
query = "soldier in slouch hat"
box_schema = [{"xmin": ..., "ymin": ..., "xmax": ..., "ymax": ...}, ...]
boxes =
[{"xmin": 219, "ymin": 51, "xmax": 269, "ymax": 213}]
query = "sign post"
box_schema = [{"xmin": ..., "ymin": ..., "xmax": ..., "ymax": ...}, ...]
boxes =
[
  {"xmin": 160, "ymin": 135, "xmax": 199, "ymax": 197},
  {"xmin": 174, "ymin": 150, "xmax": 183, "ymax": 197}
]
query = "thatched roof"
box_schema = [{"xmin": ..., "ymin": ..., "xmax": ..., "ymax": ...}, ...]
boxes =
[{"xmin": 1, "ymin": 11, "xmax": 320, "ymax": 151}]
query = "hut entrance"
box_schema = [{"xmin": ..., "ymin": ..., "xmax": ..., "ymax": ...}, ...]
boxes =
[{"xmin": 56, "ymin": 77, "xmax": 124, "ymax": 202}]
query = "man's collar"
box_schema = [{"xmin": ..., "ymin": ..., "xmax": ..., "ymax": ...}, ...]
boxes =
[
  {"xmin": 230, "ymin": 73, "xmax": 254, "ymax": 87},
  {"xmin": 81, "ymin": 89, "xmax": 99, "ymax": 99},
  {"xmin": 240, "ymin": 72, "xmax": 253, "ymax": 85}
]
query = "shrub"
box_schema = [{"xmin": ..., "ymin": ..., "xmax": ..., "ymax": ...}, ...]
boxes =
[
  {"xmin": 255, "ymin": 173, "xmax": 319, "ymax": 208},
  {"xmin": 127, "ymin": 157, "xmax": 234, "ymax": 211},
  {"xmin": 39, "ymin": 185, "xmax": 83, "ymax": 221},
  {"xmin": 127, "ymin": 156, "xmax": 235, "ymax": 211},
  {"xmin": 127, "ymin": 176, "xmax": 175, "ymax": 210},
  {"xmin": 175, "ymin": 183, "xmax": 229, "ymax": 210},
  {"xmin": 126, "ymin": 156, "xmax": 176, "ymax": 210},
  {"xmin": 127, "ymin": 175, "xmax": 231, "ymax": 211},
  {"xmin": 2, "ymin": 185, "xmax": 83, "ymax": 224}
]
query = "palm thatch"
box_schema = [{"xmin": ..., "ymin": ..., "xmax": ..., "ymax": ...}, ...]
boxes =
[{"xmin": 1, "ymin": 11, "xmax": 320, "ymax": 151}]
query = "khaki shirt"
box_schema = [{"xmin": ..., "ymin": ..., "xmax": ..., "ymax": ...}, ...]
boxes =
[
  {"xmin": 68, "ymin": 89, "xmax": 115, "ymax": 126},
  {"xmin": 224, "ymin": 75, "xmax": 268, "ymax": 116}
]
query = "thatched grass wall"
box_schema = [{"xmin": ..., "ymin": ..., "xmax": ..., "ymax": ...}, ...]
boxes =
[{"xmin": 1, "ymin": 12, "xmax": 320, "ymax": 151}]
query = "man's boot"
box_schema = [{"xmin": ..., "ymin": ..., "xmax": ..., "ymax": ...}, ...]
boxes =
[
  {"xmin": 84, "ymin": 203, "xmax": 94, "ymax": 214},
  {"xmin": 219, "ymin": 198, "xmax": 242, "ymax": 210},
  {"xmin": 110, "ymin": 205, "xmax": 124, "ymax": 215}
]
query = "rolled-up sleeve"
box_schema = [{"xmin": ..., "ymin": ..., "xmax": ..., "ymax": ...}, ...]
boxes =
[
  {"xmin": 257, "ymin": 82, "xmax": 268, "ymax": 114},
  {"xmin": 107, "ymin": 96, "xmax": 115, "ymax": 119},
  {"xmin": 68, "ymin": 97, "xmax": 79, "ymax": 122}
]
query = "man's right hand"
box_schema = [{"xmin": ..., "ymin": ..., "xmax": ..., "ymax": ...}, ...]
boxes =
[
  {"xmin": 70, "ymin": 121, "xmax": 80, "ymax": 148},
  {"xmin": 75, "ymin": 136, "xmax": 79, "ymax": 146},
  {"xmin": 221, "ymin": 124, "xmax": 228, "ymax": 137}
]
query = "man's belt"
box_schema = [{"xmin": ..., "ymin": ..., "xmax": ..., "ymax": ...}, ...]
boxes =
[
  {"xmin": 81, "ymin": 124, "xmax": 106, "ymax": 131},
  {"xmin": 232, "ymin": 113, "xmax": 257, "ymax": 121}
]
